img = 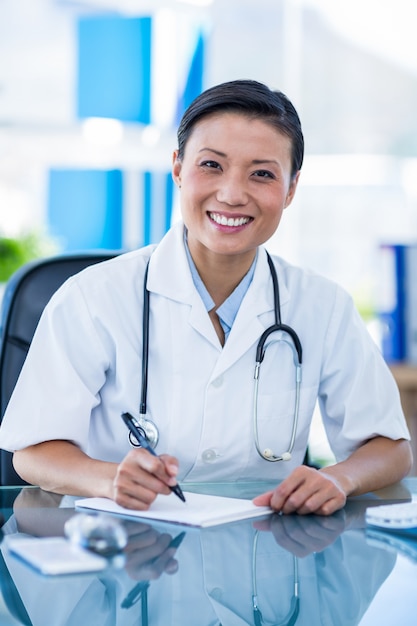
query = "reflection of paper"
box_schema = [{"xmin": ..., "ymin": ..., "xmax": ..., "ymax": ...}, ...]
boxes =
[{"xmin": 76, "ymin": 492, "xmax": 271, "ymax": 528}]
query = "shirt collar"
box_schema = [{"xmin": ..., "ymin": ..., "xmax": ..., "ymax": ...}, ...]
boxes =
[{"xmin": 183, "ymin": 230, "xmax": 257, "ymax": 340}]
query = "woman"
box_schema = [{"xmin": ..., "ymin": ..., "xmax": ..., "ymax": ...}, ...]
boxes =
[{"xmin": 0, "ymin": 80, "xmax": 412, "ymax": 515}]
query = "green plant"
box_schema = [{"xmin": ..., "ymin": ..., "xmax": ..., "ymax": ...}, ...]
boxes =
[{"xmin": 0, "ymin": 231, "xmax": 58, "ymax": 282}]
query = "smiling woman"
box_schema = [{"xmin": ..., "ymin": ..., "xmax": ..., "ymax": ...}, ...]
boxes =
[
  {"xmin": 0, "ymin": 79, "xmax": 412, "ymax": 517},
  {"xmin": 172, "ymin": 113, "xmax": 299, "ymax": 279}
]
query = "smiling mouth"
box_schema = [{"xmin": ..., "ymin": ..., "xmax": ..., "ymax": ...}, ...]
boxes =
[{"xmin": 208, "ymin": 212, "xmax": 252, "ymax": 227}]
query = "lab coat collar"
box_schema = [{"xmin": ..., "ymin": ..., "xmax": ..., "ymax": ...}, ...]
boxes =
[
  {"xmin": 213, "ymin": 247, "xmax": 291, "ymax": 376},
  {"xmin": 148, "ymin": 221, "xmax": 217, "ymax": 344},
  {"xmin": 146, "ymin": 221, "xmax": 291, "ymax": 366},
  {"xmin": 147, "ymin": 220, "xmax": 199, "ymax": 303}
]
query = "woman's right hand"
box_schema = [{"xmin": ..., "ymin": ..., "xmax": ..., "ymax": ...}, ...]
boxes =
[{"xmin": 113, "ymin": 448, "xmax": 180, "ymax": 510}]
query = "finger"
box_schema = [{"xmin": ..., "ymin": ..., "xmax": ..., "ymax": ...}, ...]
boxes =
[
  {"xmin": 114, "ymin": 450, "xmax": 174, "ymax": 507},
  {"xmin": 125, "ymin": 533, "xmax": 181, "ymax": 581},
  {"xmin": 252, "ymin": 490, "xmax": 274, "ymax": 507},
  {"xmin": 158, "ymin": 454, "xmax": 180, "ymax": 484},
  {"xmin": 113, "ymin": 470, "xmax": 170, "ymax": 510},
  {"xmin": 279, "ymin": 482, "xmax": 346, "ymax": 516},
  {"xmin": 253, "ymin": 473, "xmax": 314, "ymax": 512},
  {"xmin": 124, "ymin": 527, "xmax": 166, "ymax": 553},
  {"xmin": 261, "ymin": 470, "xmax": 311, "ymax": 512},
  {"xmin": 274, "ymin": 514, "xmax": 340, "ymax": 553},
  {"xmin": 128, "ymin": 450, "xmax": 179, "ymax": 491},
  {"xmin": 164, "ymin": 558, "xmax": 179, "ymax": 575},
  {"xmin": 129, "ymin": 449, "xmax": 174, "ymax": 484},
  {"xmin": 268, "ymin": 467, "xmax": 332, "ymax": 514},
  {"xmin": 125, "ymin": 533, "xmax": 173, "ymax": 577},
  {"xmin": 253, "ymin": 514, "xmax": 321, "ymax": 557},
  {"xmin": 311, "ymin": 494, "xmax": 347, "ymax": 516},
  {"xmin": 123, "ymin": 521, "xmax": 153, "ymax": 537},
  {"xmin": 252, "ymin": 517, "xmax": 276, "ymax": 531}
]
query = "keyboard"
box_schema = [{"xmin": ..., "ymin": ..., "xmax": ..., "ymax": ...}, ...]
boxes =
[{"xmin": 365, "ymin": 501, "xmax": 417, "ymax": 531}]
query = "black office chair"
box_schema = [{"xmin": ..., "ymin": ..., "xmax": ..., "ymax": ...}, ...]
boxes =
[{"xmin": 0, "ymin": 251, "xmax": 121, "ymax": 486}]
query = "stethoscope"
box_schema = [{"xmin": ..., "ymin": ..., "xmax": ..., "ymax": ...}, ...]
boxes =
[
  {"xmin": 252, "ymin": 530, "xmax": 300, "ymax": 626},
  {"xmin": 128, "ymin": 252, "xmax": 303, "ymax": 463}
]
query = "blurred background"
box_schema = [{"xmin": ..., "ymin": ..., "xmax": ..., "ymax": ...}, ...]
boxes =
[
  {"xmin": 1, "ymin": 0, "xmax": 417, "ymax": 464},
  {"xmin": 2, "ymin": 0, "xmax": 417, "ymax": 306}
]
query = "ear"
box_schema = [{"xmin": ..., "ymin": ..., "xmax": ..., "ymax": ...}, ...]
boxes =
[
  {"xmin": 172, "ymin": 150, "xmax": 182, "ymax": 186},
  {"xmin": 284, "ymin": 171, "xmax": 300, "ymax": 208}
]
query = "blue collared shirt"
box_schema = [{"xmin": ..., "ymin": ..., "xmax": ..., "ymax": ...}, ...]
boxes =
[{"xmin": 184, "ymin": 234, "xmax": 257, "ymax": 342}]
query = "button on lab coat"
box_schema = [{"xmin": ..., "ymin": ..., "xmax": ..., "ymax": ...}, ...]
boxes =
[{"xmin": 0, "ymin": 221, "xmax": 409, "ymax": 482}]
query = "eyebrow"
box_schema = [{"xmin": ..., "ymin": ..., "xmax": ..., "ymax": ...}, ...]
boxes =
[
  {"xmin": 252, "ymin": 159, "xmax": 280, "ymax": 166},
  {"xmin": 198, "ymin": 148, "xmax": 279, "ymax": 166},
  {"xmin": 198, "ymin": 148, "xmax": 226, "ymax": 157}
]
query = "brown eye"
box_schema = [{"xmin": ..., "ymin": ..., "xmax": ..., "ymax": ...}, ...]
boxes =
[
  {"xmin": 253, "ymin": 170, "xmax": 274, "ymax": 179},
  {"xmin": 201, "ymin": 160, "xmax": 221, "ymax": 169}
]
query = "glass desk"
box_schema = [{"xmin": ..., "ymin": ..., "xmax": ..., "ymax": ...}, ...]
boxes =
[{"xmin": 0, "ymin": 479, "xmax": 416, "ymax": 626}]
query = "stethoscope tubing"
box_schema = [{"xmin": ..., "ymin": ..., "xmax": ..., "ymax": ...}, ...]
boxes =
[
  {"xmin": 252, "ymin": 530, "xmax": 300, "ymax": 626},
  {"xmin": 138, "ymin": 251, "xmax": 303, "ymax": 462},
  {"xmin": 140, "ymin": 262, "xmax": 150, "ymax": 419},
  {"xmin": 253, "ymin": 253, "xmax": 303, "ymax": 462}
]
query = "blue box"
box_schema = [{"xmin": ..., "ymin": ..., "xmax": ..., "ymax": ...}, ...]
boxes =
[
  {"xmin": 77, "ymin": 16, "xmax": 152, "ymax": 123},
  {"xmin": 47, "ymin": 169, "xmax": 123, "ymax": 251}
]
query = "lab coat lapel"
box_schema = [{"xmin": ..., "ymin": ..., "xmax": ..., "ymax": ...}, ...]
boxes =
[
  {"xmin": 211, "ymin": 249, "xmax": 290, "ymax": 377},
  {"xmin": 147, "ymin": 222, "xmax": 221, "ymax": 348},
  {"xmin": 147, "ymin": 225, "xmax": 291, "ymax": 357}
]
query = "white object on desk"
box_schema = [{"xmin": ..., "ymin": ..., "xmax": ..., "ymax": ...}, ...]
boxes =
[
  {"xmin": 365, "ymin": 501, "xmax": 417, "ymax": 530},
  {"xmin": 4, "ymin": 536, "xmax": 108, "ymax": 575},
  {"xmin": 76, "ymin": 492, "xmax": 272, "ymax": 528}
]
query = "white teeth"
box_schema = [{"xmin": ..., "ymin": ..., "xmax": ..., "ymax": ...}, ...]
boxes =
[{"xmin": 209, "ymin": 213, "xmax": 250, "ymax": 227}]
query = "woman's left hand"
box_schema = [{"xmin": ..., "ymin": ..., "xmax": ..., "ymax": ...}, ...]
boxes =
[{"xmin": 253, "ymin": 466, "xmax": 347, "ymax": 516}]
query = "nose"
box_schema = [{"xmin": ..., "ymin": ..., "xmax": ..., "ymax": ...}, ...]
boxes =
[{"xmin": 216, "ymin": 171, "xmax": 248, "ymax": 206}]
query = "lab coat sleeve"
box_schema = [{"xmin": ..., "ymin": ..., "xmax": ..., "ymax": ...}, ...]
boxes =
[
  {"xmin": 317, "ymin": 285, "xmax": 410, "ymax": 461},
  {"xmin": 0, "ymin": 277, "xmax": 111, "ymax": 452}
]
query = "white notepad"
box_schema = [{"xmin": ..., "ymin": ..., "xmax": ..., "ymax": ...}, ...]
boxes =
[{"xmin": 76, "ymin": 492, "xmax": 272, "ymax": 528}]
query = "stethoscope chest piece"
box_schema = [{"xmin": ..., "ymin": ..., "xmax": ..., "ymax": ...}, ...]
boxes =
[{"xmin": 128, "ymin": 415, "xmax": 159, "ymax": 449}]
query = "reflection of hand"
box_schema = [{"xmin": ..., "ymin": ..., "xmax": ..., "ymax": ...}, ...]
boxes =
[
  {"xmin": 123, "ymin": 521, "xmax": 183, "ymax": 581},
  {"xmin": 253, "ymin": 508, "xmax": 347, "ymax": 557}
]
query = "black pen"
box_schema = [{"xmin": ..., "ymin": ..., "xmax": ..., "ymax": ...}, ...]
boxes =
[{"xmin": 121, "ymin": 412, "xmax": 186, "ymax": 503}]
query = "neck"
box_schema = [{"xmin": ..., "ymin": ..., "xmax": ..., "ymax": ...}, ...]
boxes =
[{"xmin": 189, "ymin": 245, "xmax": 256, "ymax": 307}]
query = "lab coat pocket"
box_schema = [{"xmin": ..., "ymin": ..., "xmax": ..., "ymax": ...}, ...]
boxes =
[
  {"xmin": 256, "ymin": 384, "xmax": 317, "ymax": 453},
  {"xmin": 256, "ymin": 389, "xmax": 297, "ymax": 446}
]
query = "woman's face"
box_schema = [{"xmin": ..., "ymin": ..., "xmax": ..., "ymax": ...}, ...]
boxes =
[{"xmin": 172, "ymin": 112, "xmax": 300, "ymax": 264}]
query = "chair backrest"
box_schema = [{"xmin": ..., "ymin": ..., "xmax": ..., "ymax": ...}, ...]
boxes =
[{"xmin": 0, "ymin": 251, "xmax": 120, "ymax": 485}]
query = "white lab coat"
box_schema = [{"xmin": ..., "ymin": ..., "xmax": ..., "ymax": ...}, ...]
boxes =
[{"xmin": 0, "ymin": 220, "xmax": 409, "ymax": 482}]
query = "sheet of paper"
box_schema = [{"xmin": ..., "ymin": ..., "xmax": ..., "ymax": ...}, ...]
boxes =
[{"xmin": 76, "ymin": 491, "xmax": 272, "ymax": 528}]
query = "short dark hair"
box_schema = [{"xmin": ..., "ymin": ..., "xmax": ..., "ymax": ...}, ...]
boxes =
[{"xmin": 177, "ymin": 79, "xmax": 304, "ymax": 178}]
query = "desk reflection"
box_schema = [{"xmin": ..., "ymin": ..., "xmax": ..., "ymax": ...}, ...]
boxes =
[{"xmin": 0, "ymin": 489, "xmax": 399, "ymax": 626}]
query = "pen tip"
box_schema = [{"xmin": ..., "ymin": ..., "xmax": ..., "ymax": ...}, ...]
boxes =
[{"xmin": 172, "ymin": 485, "xmax": 186, "ymax": 502}]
